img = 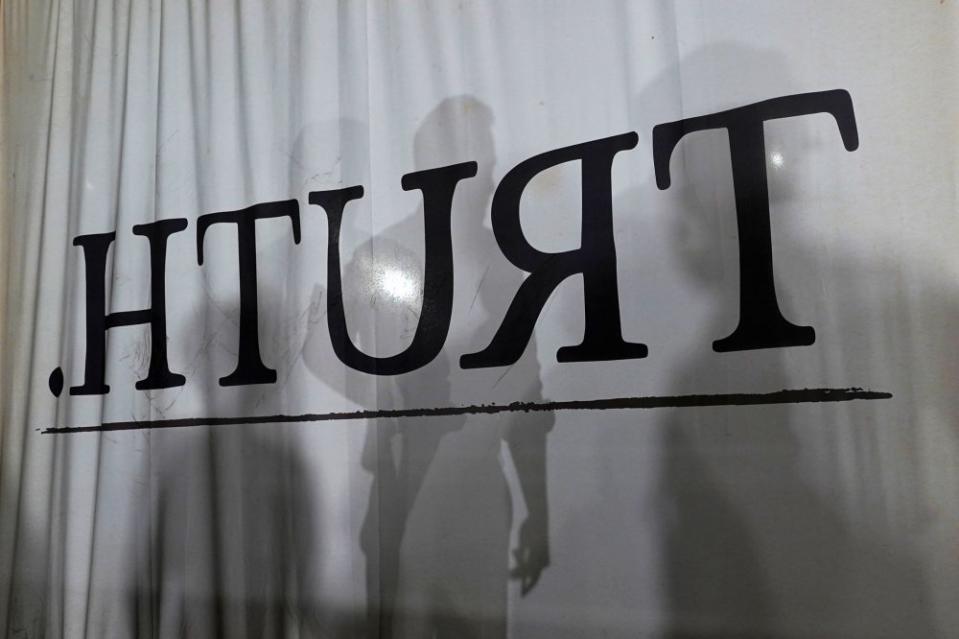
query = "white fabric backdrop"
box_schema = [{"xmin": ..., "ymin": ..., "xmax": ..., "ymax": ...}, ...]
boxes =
[{"xmin": 2, "ymin": 1, "xmax": 957, "ymax": 637}]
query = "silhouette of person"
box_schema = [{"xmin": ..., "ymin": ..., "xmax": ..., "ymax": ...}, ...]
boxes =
[
  {"xmin": 302, "ymin": 96, "xmax": 552, "ymax": 638},
  {"xmin": 127, "ymin": 283, "xmax": 324, "ymax": 638},
  {"xmin": 620, "ymin": 43, "xmax": 936, "ymax": 638}
]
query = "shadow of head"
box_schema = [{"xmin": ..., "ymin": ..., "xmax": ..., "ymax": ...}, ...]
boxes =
[{"xmin": 634, "ymin": 44, "xmax": 819, "ymax": 290}]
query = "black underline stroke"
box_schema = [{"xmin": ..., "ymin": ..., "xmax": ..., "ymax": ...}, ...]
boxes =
[{"xmin": 40, "ymin": 387, "xmax": 891, "ymax": 434}]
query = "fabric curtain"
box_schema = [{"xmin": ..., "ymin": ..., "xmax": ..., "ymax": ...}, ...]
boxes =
[{"xmin": 2, "ymin": 1, "xmax": 957, "ymax": 637}]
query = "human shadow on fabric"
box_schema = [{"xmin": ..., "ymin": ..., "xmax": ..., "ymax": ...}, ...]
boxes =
[
  {"xmin": 302, "ymin": 95, "xmax": 553, "ymax": 639},
  {"xmin": 126, "ymin": 285, "xmax": 324, "ymax": 639},
  {"xmin": 621, "ymin": 43, "xmax": 937, "ymax": 638}
]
